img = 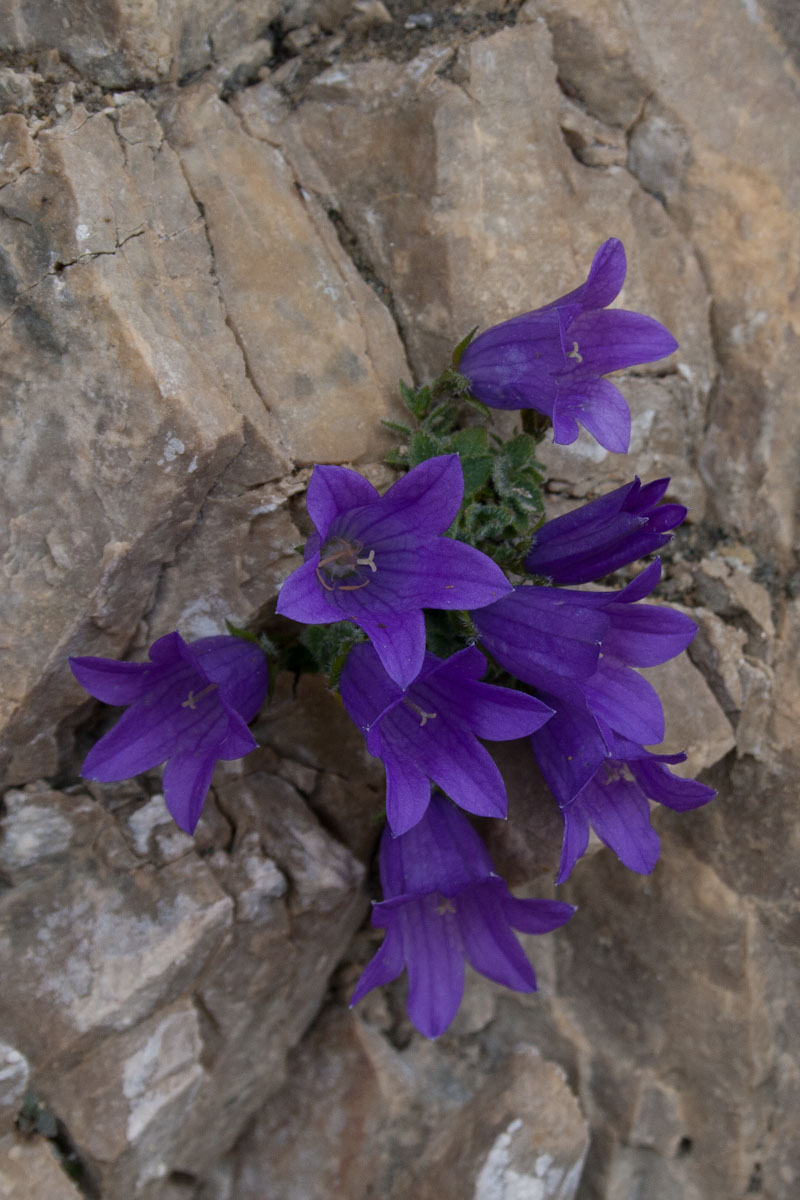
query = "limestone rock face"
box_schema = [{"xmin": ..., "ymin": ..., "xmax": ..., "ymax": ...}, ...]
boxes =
[
  {"xmin": 216, "ymin": 1011, "xmax": 589, "ymax": 1200},
  {"xmin": 0, "ymin": 1, "xmax": 283, "ymax": 87},
  {"xmin": 2, "ymin": 1, "xmax": 799, "ymax": 1198}
]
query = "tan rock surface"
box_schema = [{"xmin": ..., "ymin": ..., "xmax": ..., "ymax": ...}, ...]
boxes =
[
  {"xmin": 161, "ymin": 81, "xmax": 409, "ymax": 466},
  {"xmin": 0, "ymin": 1, "xmax": 283, "ymax": 87},
  {"xmin": 0, "ymin": 1132, "xmax": 83, "ymax": 1199},
  {"xmin": 218, "ymin": 1009, "xmax": 588, "ymax": 1199}
]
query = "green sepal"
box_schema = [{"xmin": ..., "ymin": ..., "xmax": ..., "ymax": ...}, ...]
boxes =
[{"xmin": 451, "ymin": 326, "xmax": 479, "ymax": 368}]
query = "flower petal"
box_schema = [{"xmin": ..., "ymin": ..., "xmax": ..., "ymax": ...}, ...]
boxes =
[
  {"xmin": 556, "ymin": 803, "xmax": 591, "ymax": 883},
  {"xmin": 531, "ymin": 703, "xmax": 609, "ymax": 807},
  {"xmin": 615, "ymin": 559, "xmax": 662, "ymax": 603},
  {"xmin": 69, "ymin": 655, "xmax": 151, "ymax": 705},
  {"xmin": 305, "ymin": 464, "xmax": 379, "ymax": 538},
  {"xmin": 402, "ymin": 896, "xmax": 465, "ymax": 1038},
  {"xmin": 215, "ymin": 708, "xmax": 258, "ymax": 759},
  {"xmin": 188, "ymin": 637, "xmax": 269, "ymax": 721},
  {"xmin": 631, "ymin": 758, "xmax": 716, "ymax": 812},
  {"xmin": 553, "ymin": 238, "xmax": 627, "ymax": 312},
  {"xmin": 162, "ymin": 750, "xmax": 217, "ymax": 833},
  {"xmin": 472, "ymin": 589, "xmax": 607, "ymax": 687},
  {"xmin": 568, "ymin": 308, "xmax": 678, "ymax": 376},
  {"xmin": 354, "ymin": 454, "xmax": 464, "ymax": 541},
  {"xmin": 459, "ymin": 309, "xmax": 564, "ymax": 411},
  {"xmin": 457, "ymin": 881, "xmax": 537, "ymax": 992},
  {"xmin": 383, "ymin": 749, "xmax": 433, "ymax": 836},
  {"xmin": 356, "ymin": 607, "xmax": 427, "ymax": 690},
  {"xmin": 399, "ymin": 538, "xmax": 513, "ymax": 611},
  {"xmin": 424, "ymin": 670, "xmax": 553, "ymax": 741},
  {"xmin": 349, "ymin": 920, "xmax": 406, "ymax": 1007},
  {"xmin": 603, "ymin": 603, "xmax": 697, "ymax": 666},
  {"xmin": 80, "ymin": 660, "xmax": 213, "ymax": 780},
  {"xmin": 379, "ymin": 697, "xmax": 509, "ymax": 821},
  {"xmin": 276, "ymin": 558, "xmax": 343, "ymax": 625},
  {"xmin": 583, "ymin": 659, "xmax": 665, "ymax": 744},
  {"xmin": 502, "ymin": 895, "xmax": 576, "ymax": 934},
  {"xmin": 554, "ymin": 378, "xmax": 631, "ymax": 453},
  {"xmin": 579, "ymin": 773, "xmax": 661, "ymax": 874},
  {"xmin": 339, "ymin": 641, "xmax": 404, "ymax": 737}
]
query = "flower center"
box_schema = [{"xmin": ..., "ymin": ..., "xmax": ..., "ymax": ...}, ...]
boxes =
[
  {"xmin": 181, "ymin": 683, "xmax": 218, "ymax": 710},
  {"xmin": 602, "ymin": 761, "xmax": 635, "ymax": 785},
  {"xmin": 434, "ymin": 893, "xmax": 456, "ymax": 916},
  {"xmin": 316, "ymin": 538, "xmax": 377, "ymax": 592}
]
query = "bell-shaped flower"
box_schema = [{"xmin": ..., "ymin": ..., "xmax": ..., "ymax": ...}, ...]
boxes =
[
  {"xmin": 555, "ymin": 735, "xmax": 715, "ymax": 882},
  {"xmin": 525, "ymin": 477, "xmax": 687, "ymax": 584},
  {"xmin": 276, "ymin": 455, "xmax": 511, "ymax": 689},
  {"xmin": 458, "ymin": 238, "xmax": 678, "ymax": 452},
  {"xmin": 340, "ymin": 642, "xmax": 553, "ymax": 835},
  {"xmin": 475, "ymin": 560, "xmax": 698, "ymax": 807},
  {"xmin": 350, "ymin": 795, "xmax": 575, "ymax": 1038},
  {"xmin": 70, "ymin": 632, "xmax": 268, "ymax": 833}
]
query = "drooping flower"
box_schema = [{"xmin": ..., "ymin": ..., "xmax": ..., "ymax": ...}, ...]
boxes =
[
  {"xmin": 525, "ymin": 477, "xmax": 687, "ymax": 584},
  {"xmin": 276, "ymin": 455, "xmax": 511, "ymax": 689},
  {"xmin": 458, "ymin": 238, "xmax": 678, "ymax": 452},
  {"xmin": 473, "ymin": 560, "xmax": 698, "ymax": 806},
  {"xmin": 70, "ymin": 632, "xmax": 268, "ymax": 833},
  {"xmin": 554, "ymin": 735, "xmax": 716, "ymax": 883},
  {"xmin": 350, "ymin": 795, "xmax": 575, "ymax": 1038},
  {"xmin": 339, "ymin": 642, "xmax": 553, "ymax": 835}
]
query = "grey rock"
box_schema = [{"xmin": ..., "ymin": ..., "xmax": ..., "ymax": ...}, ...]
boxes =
[{"xmin": 0, "ymin": 1, "xmax": 283, "ymax": 88}]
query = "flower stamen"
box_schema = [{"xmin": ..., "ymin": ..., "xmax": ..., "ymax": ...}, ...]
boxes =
[
  {"xmin": 316, "ymin": 539, "xmax": 375, "ymax": 591},
  {"xmin": 403, "ymin": 698, "xmax": 438, "ymax": 727},
  {"xmin": 181, "ymin": 683, "xmax": 218, "ymax": 710}
]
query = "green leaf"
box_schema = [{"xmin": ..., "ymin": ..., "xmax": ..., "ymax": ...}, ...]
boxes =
[
  {"xmin": 381, "ymin": 418, "xmax": 413, "ymax": 437},
  {"xmin": 501, "ymin": 434, "xmax": 535, "ymax": 472},
  {"xmin": 450, "ymin": 425, "xmax": 489, "ymax": 456},
  {"xmin": 301, "ymin": 621, "xmax": 366, "ymax": 688},
  {"xmin": 385, "ymin": 446, "xmax": 410, "ymax": 468},
  {"xmin": 409, "ymin": 429, "xmax": 446, "ymax": 466},
  {"xmin": 461, "ymin": 392, "xmax": 492, "ymax": 419},
  {"xmin": 459, "ymin": 454, "xmax": 494, "ymax": 498}
]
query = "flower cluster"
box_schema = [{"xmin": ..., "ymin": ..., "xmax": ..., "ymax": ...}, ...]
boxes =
[{"xmin": 70, "ymin": 239, "xmax": 714, "ymax": 1039}]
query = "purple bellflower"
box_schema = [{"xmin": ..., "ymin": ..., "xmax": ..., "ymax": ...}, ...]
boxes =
[
  {"xmin": 555, "ymin": 735, "xmax": 716, "ymax": 883},
  {"xmin": 340, "ymin": 642, "xmax": 553, "ymax": 835},
  {"xmin": 276, "ymin": 455, "xmax": 511, "ymax": 689},
  {"xmin": 350, "ymin": 795, "xmax": 575, "ymax": 1038},
  {"xmin": 70, "ymin": 632, "xmax": 268, "ymax": 834},
  {"xmin": 458, "ymin": 238, "xmax": 678, "ymax": 453},
  {"xmin": 473, "ymin": 560, "xmax": 698, "ymax": 806},
  {"xmin": 525, "ymin": 477, "xmax": 687, "ymax": 584}
]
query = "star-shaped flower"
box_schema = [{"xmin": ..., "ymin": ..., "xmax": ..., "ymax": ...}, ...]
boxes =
[
  {"xmin": 554, "ymin": 735, "xmax": 716, "ymax": 882},
  {"xmin": 340, "ymin": 642, "xmax": 553, "ymax": 835},
  {"xmin": 458, "ymin": 238, "xmax": 678, "ymax": 452},
  {"xmin": 276, "ymin": 455, "xmax": 511, "ymax": 688},
  {"xmin": 350, "ymin": 795, "xmax": 575, "ymax": 1038},
  {"xmin": 70, "ymin": 632, "xmax": 268, "ymax": 833}
]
